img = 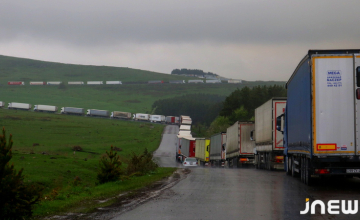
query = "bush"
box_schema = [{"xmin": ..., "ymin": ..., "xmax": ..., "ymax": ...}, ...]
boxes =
[
  {"xmin": 97, "ymin": 145, "xmax": 123, "ymax": 184},
  {"xmin": 126, "ymin": 148, "xmax": 158, "ymax": 176},
  {"xmin": 0, "ymin": 127, "xmax": 43, "ymax": 219}
]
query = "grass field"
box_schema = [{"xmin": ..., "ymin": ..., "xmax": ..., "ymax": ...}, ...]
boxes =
[
  {"xmin": 0, "ymin": 108, "xmax": 176, "ymax": 216},
  {"xmin": 0, "ymin": 82, "xmax": 284, "ymax": 114},
  {"xmin": 0, "ymin": 55, "xmax": 192, "ymax": 83},
  {"xmin": 0, "ymin": 54, "xmax": 285, "ymax": 114}
]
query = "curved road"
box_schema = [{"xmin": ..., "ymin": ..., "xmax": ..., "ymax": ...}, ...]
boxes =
[{"xmin": 112, "ymin": 125, "xmax": 360, "ymax": 220}]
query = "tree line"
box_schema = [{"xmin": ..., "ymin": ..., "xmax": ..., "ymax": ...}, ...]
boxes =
[
  {"xmin": 151, "ymin": 94, "xmax": 225, "ymax": 126},
  {"xmin": 151, "ymin": 84, "xmax": 286, "ymax": 136},
  {"xmin": 171, "ymin": 68, "xmax": 217, "ymax": 77}
]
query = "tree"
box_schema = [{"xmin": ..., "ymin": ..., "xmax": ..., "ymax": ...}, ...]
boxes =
[
  {"xmin": 0, "ymin": 127, "xmax": 43, "ymax": 219},
  {"xmin": 97, "ymin": 146, "xmax": 123, "ymax": 184}
]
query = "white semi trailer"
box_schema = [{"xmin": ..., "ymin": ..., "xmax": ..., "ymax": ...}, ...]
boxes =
[
  {"xmin": 149, "ymin": 115, "xmax": 165, "ymax": 123},
  {"xmin": 61, "ymin": 107, "xmax": 85, "ymax": 115},
  {"xmin": 68, "ymin": 81, "xmax": 84, "ymax": 85},
  {"xmin": 253, "ymin": 98, "xmax": 287, "ymax": 170},
  {"xmin": 34, "ymin": 105, "xmax": 58, "ymax": 113},
  {"xmin": 106, "ymin": 81, "xmax": 122, "ymax": 84},
  {"xmin": 226, "ymin": 121, "xmax": 255, "ymax": 168},
  {"xmin": 133, "ymin": 113, "xmax": 150, "ymax": 121},
  {"xmin": 8, "ymin": 102, "xmax": 32, "ymax": 110},
  {"xmin": 87, "ymin": 81, "xmax": 103, "ymax": 85},
  {"xmin": 209, "ymin": 132, "xmax": 227, "ymax": 167}
]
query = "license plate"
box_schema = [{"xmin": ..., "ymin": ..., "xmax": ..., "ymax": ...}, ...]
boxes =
[
  {"xmin": 190, "ymin": 162, "xmax": 194, "ymax": 165},
  {"xmin": 346, "ymin": 169, "xmax": 360, "ymax": 173}
]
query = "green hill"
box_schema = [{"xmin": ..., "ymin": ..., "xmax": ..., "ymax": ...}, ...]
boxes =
[
  {"xmin": 0, "ymin": 55, "xmax": 286, "ymax": 113},
  {"xmin": 0, "ymin": 55, "xmax": 191, "ymax": 83}
]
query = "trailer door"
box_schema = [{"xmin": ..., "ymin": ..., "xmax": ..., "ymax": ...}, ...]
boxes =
[
  {"xmin": 273, "ymin": 101, "xmax": 286, "ymax": 150},
  {"xmin": 355, "ymin": 54, "xmax": 360, "ymax": 155},
  {"xmin": 313, "ymin": 54, "xmax": 356, "ymax": 156}
]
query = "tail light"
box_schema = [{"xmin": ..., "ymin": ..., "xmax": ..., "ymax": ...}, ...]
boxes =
[
  {"xmin": 315, "ymin": 169, "xmax": 330, "ymax": 174},
  {"xmin": 240, "ymin": 158, "xmax": 248, "ymax": 163},
  {"xmin": 183, "ymin": 162, "xmax": 187, "ymax": 165},
  {"xmin": 356, "ymin": 88, "xmax": 360, "ymax": 100}
]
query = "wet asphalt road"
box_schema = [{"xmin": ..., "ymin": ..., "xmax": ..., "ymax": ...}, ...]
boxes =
[{"xmin": 112, "ymin": 125, "xmax": 360, "ymax": 220}]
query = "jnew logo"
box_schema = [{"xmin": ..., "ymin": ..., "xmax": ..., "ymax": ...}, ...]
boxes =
[{"xmin": 300, "ymin": 198, "xmax": 358, "ymax": 215}]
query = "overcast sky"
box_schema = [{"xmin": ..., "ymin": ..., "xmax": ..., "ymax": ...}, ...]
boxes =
[{"xmin": 1, "ymin": 0, "xmax": 360, "ymax": 81}]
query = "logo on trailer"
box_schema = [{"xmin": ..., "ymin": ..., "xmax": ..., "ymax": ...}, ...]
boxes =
[{"xmin": 327, "ymin": 70, "xmax": 342, "ymax": 87}]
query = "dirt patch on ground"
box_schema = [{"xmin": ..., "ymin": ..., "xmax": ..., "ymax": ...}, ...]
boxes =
[{"xmin": 47, "ymin": 169, "xmax": 190, "ymax": 220}]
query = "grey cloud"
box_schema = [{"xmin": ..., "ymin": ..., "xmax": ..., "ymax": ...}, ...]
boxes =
[{"xmin": 2, "ymin": 0, "xmax": 360, "ymax": 47}]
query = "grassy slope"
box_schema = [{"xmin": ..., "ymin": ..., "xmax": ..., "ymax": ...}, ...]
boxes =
[
  {"xmin": 0, "ymin": 55, "xmax": 191, "ymax": 83},
  {"xmin": 0, "ymin": 55, "xmax": 285, "ymax": 113},
  {"xmin": 0, "ymin": 109, "xmax": 175, "ymax": 216}
]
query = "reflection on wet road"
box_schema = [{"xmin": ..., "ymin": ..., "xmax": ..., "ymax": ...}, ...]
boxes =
[{"xmin": 113, "ymin": 126, "xmax": 360, "ymax": 220}]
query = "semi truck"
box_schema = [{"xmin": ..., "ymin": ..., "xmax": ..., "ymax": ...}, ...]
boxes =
[
  {"xmin": 68, "ymin": 81, "xmax": 84, "ymax": 85},
  {"xmin": 209, "ymin": 132, "xmax": 227, "ymax": 167},
  {"xmin": 60, "ymin": 107, "xmax": 85, "ymax": 115},
  {"xmin": 277, "ymin": 49, "xmax": 360, "ymax": 185},
  {"xmin": 195, "ymin": 138, "xmax": 210, "ymax": 166},
  {"xmin": 148, "ymin": 80, "xmax": 164, "ymax": 84},
  {"xmin": 8, "ymin": 102, "xmax": 32, "ymax": 110},
  {"xmin": 133, "ymin": 113, "xmax": 150, "ymax": 121},
  {"xmin": 47, "ymin": 81, "xmax": 62, "ymax": 85},
  {"xmin": 34, "ymin": 105, "xmax": 58, "ymax": 113},
  {"xmin": 111, "ymin": 111, "xmax": 132, "ymax": 119},
  {"xmin": 149, "ymin": 115, "xmax": 165, "ymax": 123},
  {"xmin": 253, "ymin": 98, "xmax": 287, "ymax": 170},
  {"xmin": 188, "ymin": 80, "xmax": 204, "ymax": 83},
  {"xmin": 166, "ymin": 116, "xmax": 178, "ymax": 124},
  {"xmin": 30, "ymin": 81, "xmax": 46, "ymax": 85},
  {"xmin": 86, "ymin": 109, "xmax": 110, "ymax": 117},
  {"xmin": 177, "ymin": 136, "xmax": 196, "ymax": 162},
  {"xmin": 169, "ymin": 80, "xmax": 185, "ymax": 84},
  {"xmin": 226, "ymin": 121, "xmax": 255, "ymax": 168},
  {"xmin": 106, "ymin": 81, "xmax": 122, "ymax": 84},
  {"xmin": 87, "ymin": 81, "xmax": 103, "ymax": 85},
  {"xmin": 8, "ymin": 81, "xmax": 24, "ymax": 85}
]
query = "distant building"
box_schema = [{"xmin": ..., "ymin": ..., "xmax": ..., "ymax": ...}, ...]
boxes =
[{"xmin": 228, "ymin": 79, "xmax": 242, "ymax": 84}]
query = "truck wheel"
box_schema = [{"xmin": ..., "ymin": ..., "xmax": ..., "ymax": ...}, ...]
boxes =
[
  {"xmin": 305, "ymin": 158, "xmax": 312, "ymax": 186},
  {"xmin": 291, "ymin": 155, "xmax": 297, "ymax": 177},
  {"xmin": 285, "ymin": 156, "xmax": 291, "ymax": 175},
  {"xmin": 255, "ymin": 155, "xmax": 258, "ymax": 169},
  {"xmin": 301, "ymin": 157, "xmax": 305, "ymax": 183},
  {"xmin": 233, "ymin": 158, "xmax": 238, "ymax": 168},
  {"xmin": 267, "ymin": 153, "xmax": 272, "ymax": 170}
]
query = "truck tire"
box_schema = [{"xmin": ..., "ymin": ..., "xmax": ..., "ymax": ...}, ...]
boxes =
[
  {"xmin": 285, "ymin": 156, "xmax": 291, "ymax": 175},
  {"xmin": 301, "ymin": 157, "xmax": 305, "ymax": 183},
  {"xmin": 291, "ymin": 155, "xmax": 297, "ymax": 177},
  {"xmin": 305, "ymin": 158, "xmax": 312, "ymax": 186},
  {"xmin": 233, "ymin": 158, "xmax": 238, "ymax": 168}
]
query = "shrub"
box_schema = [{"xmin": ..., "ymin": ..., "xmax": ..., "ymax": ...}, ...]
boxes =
[
  {"xmin": 0, "ymin": 127, "xmax": 43, "ymax": 219},
  {"xmin": 126, "ymin": 148, "xmax": 158, "ymax": 176},
  {"xmin": 97, "ymin": 145, "xmax": 123, "ymax": 184},
  {"xmin": 72, "ymin": 145, "xmax": 83, "ymax": 151}
]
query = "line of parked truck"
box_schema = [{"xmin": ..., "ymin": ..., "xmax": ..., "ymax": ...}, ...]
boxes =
[
  {"xmin": 177, "ymin": 49, "xmax": 360, "ymax": 185},
  {"xmin": 0, "ymin": 102, "xmax": 180, "ymax": 124},
  {"xmin": 5, "ymin": 79, "xmax": 241, "ymax": 86},
  {"xmin": 176, "ymin": 98, "xmax": 286, "ymax": 169}
]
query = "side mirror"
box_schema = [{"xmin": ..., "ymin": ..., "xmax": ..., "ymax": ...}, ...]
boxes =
[
  {"xmin": 276, "ymin": 114, "xmax": 284, "ymax": 134},
  {"xmin": 250, "ymin": 130, "xmax": 255, "ymax": 141}
]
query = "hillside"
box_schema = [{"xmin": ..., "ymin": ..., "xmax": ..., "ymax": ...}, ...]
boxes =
[
  {"xmin": 0, "ymin": 55, "xmax": 191, "ymax": 83},
  {"xmin": 0, "ymin": 55, "xmax": 286, "ymax": 113}
]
